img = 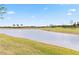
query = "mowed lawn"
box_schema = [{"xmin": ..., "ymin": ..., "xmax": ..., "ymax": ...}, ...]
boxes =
[
  {"xmin": 38, "ymin": 27, "xmax": 79, "ymax": 34},
  {"xmin": 0, "ymin": 34, "xmax": 79, "ymax": 55}
]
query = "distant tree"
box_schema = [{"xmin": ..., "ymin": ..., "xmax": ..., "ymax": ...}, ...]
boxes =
[
  {"xmin": 16, "ymin": 24, "xmax": 19, "ymax": 27},
  {"xmin": 20, "ymin": 24, "xmax": 23, "ymax": 27},
  {"xmin": 49, "ymin": 24, "xmax": 54, "ymax": 27},
  {"xmin": 73, "ymin": 22, "xmax": 77, "ymax": 27},
  {"xmin": 70, "ymin": 20, "xmax": 73, "ymax": 25},
  {"xmin": 77, "ymin": 22, "xmax": 79, "ymax": 26},
  {"xmin": 13, "ymin": 24, "xmax": 15, "ymax": 27}
]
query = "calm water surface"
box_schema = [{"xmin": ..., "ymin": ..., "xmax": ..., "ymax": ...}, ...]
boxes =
[{"xmin": 0, "ymin": 29, "xmax": 79, "ymax": 51}]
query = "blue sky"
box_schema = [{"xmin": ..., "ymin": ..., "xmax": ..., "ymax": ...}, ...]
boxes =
[{"xmin": 0, "ymin": 4, "xmax": 79, "ymax": 26}]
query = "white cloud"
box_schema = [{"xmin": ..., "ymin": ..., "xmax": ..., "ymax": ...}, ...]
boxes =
[
  {"xmin": 7, "ymin": 11, "xmax": 15, "ymax": 14},
  {"xmin": 31, "ymin": 16, "xmax": 35, "ymax": 18},
  {"xmin": 43, "ymin": 7, "xmax": 48, "ymax": 10},
  {"xmin": 67, "ymin": 12, "xmax": 72, "ymax": 16},
  {"xmin": 67, "ymin": 8, "xmax": 76, "ymax": 16},
  {"xmin": 69, "ymin": 9, "xmax": 76, "ymax": 12}
]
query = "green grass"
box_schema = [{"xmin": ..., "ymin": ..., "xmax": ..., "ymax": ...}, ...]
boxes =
[
  {"xmin": 0, "ymin": 34, "xmax": 79, "ymax": 55},
  {"xmin": 38, "ymin": 27, "xmax": 79, "ymax": 34}
]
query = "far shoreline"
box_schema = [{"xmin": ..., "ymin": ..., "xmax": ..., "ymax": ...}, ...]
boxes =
[{"xmin": 0, "ymin": 27, "xmax": 79, "ymax": 35}]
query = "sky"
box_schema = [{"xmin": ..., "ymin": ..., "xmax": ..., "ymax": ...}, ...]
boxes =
[{"xmin": 0, "ymin": 4, "xmax": 79, "ymax": 26}]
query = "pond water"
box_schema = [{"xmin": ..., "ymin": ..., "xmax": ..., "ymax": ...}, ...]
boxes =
[{"xmin": 0, "ymin": 29, "xmax": 79, "ymax": 51}]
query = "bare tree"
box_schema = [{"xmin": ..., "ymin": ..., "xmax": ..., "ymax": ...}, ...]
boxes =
[
  {"xmin": 0, "ymin": 4, "xmax": 7, "ymax": 20},
  {"xmin": 70, "ymin": 20, "xmax": 73, "ymax": 25}
]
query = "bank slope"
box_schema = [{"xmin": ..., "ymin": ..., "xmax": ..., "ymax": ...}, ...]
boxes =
[{"xmin": 0, "ymin": 34, "xmax": 79, "ymax": 55}]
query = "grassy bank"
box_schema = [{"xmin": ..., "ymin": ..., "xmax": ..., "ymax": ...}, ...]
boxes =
[
  {"xmin": 38, "ymin": 27, "xmax": 79, "ymax": 35},
  {"xmin": 0, "ymin": 34, "xmax": 79, "ymax": 55}
]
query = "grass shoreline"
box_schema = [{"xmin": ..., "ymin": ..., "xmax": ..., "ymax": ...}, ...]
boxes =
[
  {"xmin": 37, "ymin": 27, "xmax": 79, "ymax": 35},
  {"xmin": 0, "ymin": 34, "xmax": 79, "ymax": 55}
]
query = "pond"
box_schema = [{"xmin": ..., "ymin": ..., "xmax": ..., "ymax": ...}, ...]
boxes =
[{"xmin": 0, "ymin": 29, "xmax": 79, "ymax": 51}]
